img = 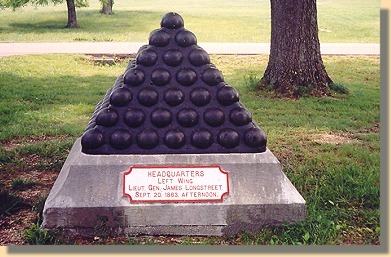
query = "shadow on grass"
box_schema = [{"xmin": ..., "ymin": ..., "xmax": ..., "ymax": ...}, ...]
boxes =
[
  {"xmin": 7, "ymin": 10, "xmax": 161, "ymax": 36},
  {"xmin": 9, "ymin": 20, "xmax": 67, "ymax": 30}
]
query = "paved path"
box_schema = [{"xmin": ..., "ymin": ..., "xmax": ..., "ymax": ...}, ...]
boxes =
[{"xmin": 0, "ymin": 42, "xmax": 380, "ymax": 57}]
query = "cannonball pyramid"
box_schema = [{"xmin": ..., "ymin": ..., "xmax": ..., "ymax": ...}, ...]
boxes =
[{"xmin": 81, "ymin": 12, "xmax": 267, "ymax": 154}]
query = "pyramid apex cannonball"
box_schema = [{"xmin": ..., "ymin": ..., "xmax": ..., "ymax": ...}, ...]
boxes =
[{"xmin": 161, "ymin": 12, "xmax": 184, "ymax": 29}]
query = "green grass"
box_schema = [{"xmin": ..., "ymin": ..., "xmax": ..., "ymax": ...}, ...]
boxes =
[
  {"xmin": 0, "ymin": 55, "xmax": 116, "ymax": 140},
  {"xmin": 0, "ymin": 54, "xmax": 380, "ymax": 245},
  {"xmin": 213, "ymin": 55, "xmax": 380, "ymax": 245},
  {"xmin": 23, "ymin": 222, "xmax": 59, "ymax": 245},
  {"xmin": 11, "ymin": 177, "xmax": 37, "ymax": 190},
  {"xmin": 0, "ymin": 0, "xmax": 380, "ymax": 43}
]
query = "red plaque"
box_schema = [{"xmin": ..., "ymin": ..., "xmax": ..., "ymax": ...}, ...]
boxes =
[{"xmin": 123, "ymin": 165, "xmax": 229, "ymax": 203}]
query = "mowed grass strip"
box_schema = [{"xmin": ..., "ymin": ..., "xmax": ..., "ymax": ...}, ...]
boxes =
[
  {"xmin": 0, "ymin": 54, "xmax": 380, "ymax": 244},
  {"xmin": 0, "ymin": 0, "xmax": 380, "ymax": 43}
]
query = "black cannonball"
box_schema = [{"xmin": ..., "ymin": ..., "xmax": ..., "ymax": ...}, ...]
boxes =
[
  {"xmin": 229, "ymin": 107, "xmax": 252, "ymax": 126},
  {"xmin": 136, "ymin": 48, "xmax": 158, "ymax": 67},
  {"xmin": 161, "ymin": 12, "xmax": 184, "ymax": 29},
  {"xmin": 124, "ymin": 108, "xmax": 146, "ymax": 128},
  {"xmin": 149, "ymin": 29, "xmax": 171, "ymax": 47},
  {"xmin": 110, "ymin": 87, "xmax": 133, "ymax": 107},
  {"xmin": 176, "ymin": 67, "xmax": 197, "ymax": 86},
  {"xmin": 126, "ymin": 63, "xmax": 136, "ymax": 72},
  {"xmin": 124, "ymin": 68, "xmax": 145, "ymax": 86},
  {"xmin": 217, "ymin": 86, "xmax": 239, "ymax": 106},
  {"xmin": 151, "ymin": 68, "xmax": 171, "ymax": 86},
  {"xmin": 164, "ymin": 129, "xmax": 186, "ymax": 149},
  {"xmin": 217, "ymin": 128, "xmax": 240, "ymax": 149},
  {"xmin": 137, "ymin": 87, "xmax": 159, "ymax": 106},
  {"xmin": 110, "ymin": 129, "xmax": 132, "ymax": 149},
  {"xmin": 137, "ymin": 129, "xmax": 159, "ymax": 149},
  {"xmin": 151, "ymin": 108, "xmax": 172, "ymax": 128},
  {"xmin": 243, "ymin": 127, "xmax": 267, "ymax": 148},
  {"xmin": 204, "ymin": 108, "xmax": 225, "ymax": 127},
  {"xmin": 81, "ymin": 128, "xmax": 104, "ymax": 150},
  {"xmin": 188, "ymin": 48, "xmax": 210, "ymax": 66},
  {"xmin": 191, "ymin": 129, "xmax": 213, "ymax": 149},
  {"xmin": 163, "ymin": 49, "xmax": 183, "ymax": 66},
  {"xmin": 136, "ymin": 44, "xmax": 149, "ymax": 54},
  {"xmin": 201, "ymin": 67, "xmax": 224, "ymax": 86},
  {"xmin": 190, "ymin": 87, "xmax": 211, "ymax": 106},
  {"xmin": 125, "ymin": 59, "xmax": 137, "ymax": 71},
  {"xmin": 102, "ymin": 98, "xmax": 110, "ymax": 107},
  {"xmin": 95, "ymin": 107, "xmax": 119, "ymax": 127},
  {"xmin": 164, "ymin": 88, "xmax": 185, "ymax": 106},
  {"xmin": 177, "ymin": 108, "xmax": 199, "ymax": 127},
  {"xmin": 175, "ymin": 30, "xmax": 197, "ymax": 47},
  {"xmin": 85, "ymin": 121, "xmax": 96, "ymax": 131}
]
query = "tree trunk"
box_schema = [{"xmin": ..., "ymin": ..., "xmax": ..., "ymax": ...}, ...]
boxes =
[
  {"xmin": 261, "ymin": 0, "xmax": 332, "ymax": 97},
  {"xmin": 65, "ymin": 0, "xmax": 79, "ymax": 28},
  {"xmin": 101, "ymin": 0, "xmax": 113, "ymax": 15}
]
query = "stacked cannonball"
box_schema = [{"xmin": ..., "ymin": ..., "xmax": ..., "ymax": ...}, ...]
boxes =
[{"xmin": 81, "ymin": 12, "xmax": 267, "ymax": 154}]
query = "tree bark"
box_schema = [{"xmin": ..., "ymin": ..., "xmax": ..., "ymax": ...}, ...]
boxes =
[
  {"xmin": 101, "ymin": 0, "xmax": 113, "ymax": 15},
  {"xmin": 262, "ymin": 0, "xmax": 332, "ymax": 97},
  {"xmin": 65, "ymin": 0, "xmax": 79, "ymax": 28}
]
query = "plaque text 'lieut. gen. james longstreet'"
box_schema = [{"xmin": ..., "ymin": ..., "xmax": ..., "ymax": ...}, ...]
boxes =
[{"xmin": 123, "ymin": 166, "xmax": 229, "ymax": 203}]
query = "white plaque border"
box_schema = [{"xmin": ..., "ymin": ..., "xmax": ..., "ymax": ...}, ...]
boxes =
[{"xmin": 122, "ymin": 165, "xmax": 230, "ymax": 203}]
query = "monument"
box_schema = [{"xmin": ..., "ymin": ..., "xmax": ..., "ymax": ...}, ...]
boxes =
[{"xmin": 42, "ymin": 12, "xmax": 305, "ymax": 236}]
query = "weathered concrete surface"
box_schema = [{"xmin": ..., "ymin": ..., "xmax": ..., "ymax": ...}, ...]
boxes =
[{"xmin": 42, "ymin": 138, "xmax": 305, "ymax": 236}]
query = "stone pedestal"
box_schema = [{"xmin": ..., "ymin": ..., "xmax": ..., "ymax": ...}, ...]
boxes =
[{"xmin": 42, "ymin": 138, "xmax": 305, "ymax": 236}]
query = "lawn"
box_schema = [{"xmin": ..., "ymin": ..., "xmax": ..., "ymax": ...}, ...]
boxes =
[
  {"xmin": 0, "ymin": 0, "xmax": 380, "ymax": 43},
  {"xmin": 0, "ymin": 54, "xmax": 380, "ymax": 245}
]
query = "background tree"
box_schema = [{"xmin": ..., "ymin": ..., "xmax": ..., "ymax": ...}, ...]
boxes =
[
  {"xmin": 100, "ymin": 0, "xmax": 113, "ymax": 15},
  {"xmin": 65, "ymin": 0, "xmax": 78, "ymax": 28},
  {"xmin": 0, "ymin": 0, "xmax": 88, "ymax": 28},
  {"xmin": 261, "ymin": 0, "xmax": 333, "ymax": 98}
]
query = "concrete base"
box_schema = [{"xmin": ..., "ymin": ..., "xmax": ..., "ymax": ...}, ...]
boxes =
[{"xmin": 42, "ymin": 138, "xmax": 305, "ymax": 236}]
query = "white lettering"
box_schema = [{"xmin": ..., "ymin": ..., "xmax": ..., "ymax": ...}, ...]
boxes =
[{"xmin": 124, "ymin": 166, "xmax": 228, "ymax": 202}]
